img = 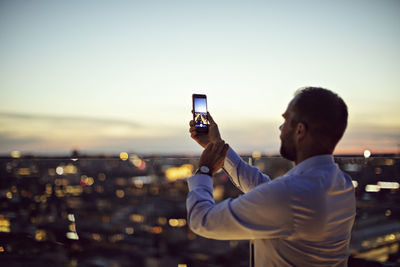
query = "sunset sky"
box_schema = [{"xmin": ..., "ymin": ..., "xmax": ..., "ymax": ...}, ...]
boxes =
[{"xmin": 1, "ymin": 0, "xmax": 399, "ymax": 155}]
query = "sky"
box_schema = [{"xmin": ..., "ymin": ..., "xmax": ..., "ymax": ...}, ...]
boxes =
[{"xmin": 1, "ymin": 0, "xmax": 399, "ymax": 155}]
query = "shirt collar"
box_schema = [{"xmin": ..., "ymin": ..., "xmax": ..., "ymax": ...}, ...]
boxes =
[{"xmin": 285, "ymin": 154, "xmax": 335, "ymax": 176}]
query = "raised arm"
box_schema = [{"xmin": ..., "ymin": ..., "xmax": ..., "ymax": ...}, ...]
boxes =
[
  {"xmin": 223, "ymin": 147, "xmax": 271, "ymax": 193},
  {"xmin": 186, "ymin": 174, "xmax": 291, "ymax": 240},
  {"xmin": 189, "ymin": 113, "xmax": 270, "ymax": 193}
]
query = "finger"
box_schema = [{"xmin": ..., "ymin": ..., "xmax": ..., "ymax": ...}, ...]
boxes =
[
  {"xmin": 216, "ymin": 140, "xmax": 225, "ymax": 146},
  {"xmin": 207, "ymin": 112, "xmax": 215, "ymax": 124},
  {"xmin": 189, "ymin": 127, "xmax": 197, "ymax": 133},
  {"xmin": 215, "ymin": 140, "xmax": 227, "ymax": 152},
  {"xmin": 214, "ymin": 140, "xmax": 225, "ymax": 153},
  {"xmin": 191, "ymin": 131, "xmax": 199, "ymax": 139},
  {"xmin": 219, "ymin": 142, "xmax": 228, "ymax": 154},
  {"xmin": 223, "ymin": 143, "xmax": 229, "ymax": 155},
  {"xmin": 189, "ymin": 120, "xmax": 195, "ymax": 127},
  {"xmin": 205, "ymin": 142, "xmax": 214, "ymax": 152}
]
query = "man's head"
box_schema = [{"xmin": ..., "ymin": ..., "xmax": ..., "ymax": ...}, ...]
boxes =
[{"xmin": 279, "ymin": 87, "xmax": 348, "ymax": 162}]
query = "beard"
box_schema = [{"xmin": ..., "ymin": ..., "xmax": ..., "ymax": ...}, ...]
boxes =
[{"xmin": 280, "ymin": 129, "xmax": 297, "ymax": 162}]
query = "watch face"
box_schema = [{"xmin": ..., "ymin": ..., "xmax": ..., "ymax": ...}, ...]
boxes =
[{"xmin": 200, "ymin": 166, "xmax": 210, "ymax": 173}]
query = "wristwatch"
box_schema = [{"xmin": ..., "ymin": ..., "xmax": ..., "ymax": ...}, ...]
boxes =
[{"xmin": 195, "ymin": 166, "xmax": 212, "ymax": 175}]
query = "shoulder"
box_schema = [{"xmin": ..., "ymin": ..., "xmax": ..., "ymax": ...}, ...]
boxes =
[{"xmin": 281, "ymin": 164, "xmax": 352, "ymax": 199}]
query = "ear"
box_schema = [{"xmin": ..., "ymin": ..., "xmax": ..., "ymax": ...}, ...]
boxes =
[{"xmin": 295, "ymin": 122, "xmax": 307, "ymax": 140}]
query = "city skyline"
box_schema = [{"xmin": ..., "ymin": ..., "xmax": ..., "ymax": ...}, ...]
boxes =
[{"xmin": 1, "ymin": 0, "xmax": 399, "ymax": 155}]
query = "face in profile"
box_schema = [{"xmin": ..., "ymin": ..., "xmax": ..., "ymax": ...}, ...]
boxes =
[{"xmin": 279, "ymin": 101, "xmax": 297, "ymax": 161}]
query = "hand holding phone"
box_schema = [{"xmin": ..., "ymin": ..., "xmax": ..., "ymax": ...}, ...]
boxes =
[
  {"xmin": 192, "ymin": 94, "xmax": 209, "ymax": 133},
  {"xmin": 190, "ymin": 94, "xmax": 223, "ymax": 148}
]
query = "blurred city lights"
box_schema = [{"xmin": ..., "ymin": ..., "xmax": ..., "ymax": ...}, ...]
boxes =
[
  {"xmin": 98, "ymin": 173, "xmax": 106, "ymax": 181},
  {"xmin": 364, "ymin": 150, "xmax": 372, "ymax": 158},
  {"xmin": 133, "ymin": 179, "xmax": 144, "ymax": 188},
  {"xmin": 45, "ymin": 184, "xmax": 52, "ymax": 196},
  {"xmin": 125, "ymin": 227, "xmax": 134, "ymax": 235},
  {"xmin": 169, "ymin": 218, "xmax": 186, "ymax": 227},
  {"xmin": 110, "ymin": 234, "xmax": 124, "ymax": 242},
  {"xmin": 87, "ymin": 177, "xmax": 94, "ymax": 185},
  {"xmin": 65, "ymin": 186, "xmax": 83, "ymax": 196},
  {"xmin": 384, "ymin": 159, "xmax": 395, "ymax": 166},
  {"xmin": 213, "ymin": 185, "xmax": 225, "ymax": 201},
  {"xmin": 378, "ymin": 181, "xmax": 400, "ymax": 189},
  {"xmin": 56, "ymin": 166, "xmax": 64, "ymax": 175},
  {"xmin": 92, "ymin": 233, "xmax": 101, "ymax": 241},
  {"xmin": 17, "ymin": 168, "xmax": 31, "ymax": 176},
  {"xmin": 178, "ymin": 219, "xmax": 187, "ymax": 227},
  {"xmin": 165, "ymin": 164, "xmax": 194, "ymax": 181},
  {"xmin": 364, "ymin": 181, "xmax": 400, "ymax": 193},
  {"xmin": 131, "ymin": 176, "xmax": 154, "ymax": 187},
  {"xmin": 95, "ymin": 185, "xmax": 104, "ymax": 193},
  {"xmin": 66, "ymin": 232, "xmax": 79, "ymax": 240},
  {"xmin": 68, "ymin": 214, "xmax": 75, "ymax": 222},
  {"xmin": 138, "ymin": 161, "xmax": 146, "ymax": 170},
  {"xmin": 130, "ymin": 154, "xmax": 146, "ymax": 170},
  {"xmin": 169, "ymin": 219, "xmax": 179, "ymax": 227},
  {"xmin": 0, "ymin": 150, "xmax": 399, "ymax": 265},
  {"xmin": 64, "ymin": 164, "xmax": 77, "ymax": 174},
  {"xmin": 158, "ymin": 217, "xmax": 167, "ymax": 225},
  {"xmin": 130, "ymin": 154, "xmax": 141, "ymax": 166},
  {"xmin": 80, "ymin": 175, "xmax": 94, "ymax": 186},
  {"xmin": 365, "ymin": 184, "xmax": 381, "ymax": 192},
  {"xmin": 252, "ymin": 151, "xmax": 262, "ymax": 159},
  {"xmin": 35, "ymin": 229, "xmax": 47, "ymax": 241},
  {"xmin": 152, "ymin": 226, "xmax": 163, "ymax": 234},
  {"xmin": 130, "ymin": 214, "xmax": 144, "ymax": 223},
  {"xmin": 0, "ymin": 216, "xmax": 11, "ymax": 233},
  {"xmin": 10, "ymin": 151, "xmax": 21, "ymax": 158},
  {"xmin": 120, "ymin": 152, "xmax": 129, "ymax": 161},
  {"xmin": 344, "ymin": 163, "xmax": 362, "ymax": 172},
  {"xmin": 116, "ymin": 189, "xmax": 125, "ymax": 198},
  {"xmin": 69, "ymin": 223, "xmax": 76, "ymax": 232}
]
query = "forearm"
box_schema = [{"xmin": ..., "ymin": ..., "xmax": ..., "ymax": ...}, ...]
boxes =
[{"xmin": 223, "ymin": 147, "xmax": 271, "ymax": 193}]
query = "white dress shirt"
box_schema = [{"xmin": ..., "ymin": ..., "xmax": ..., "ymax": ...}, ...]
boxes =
[{"xmin": 186, "ymin": 148, "xmax": 356, "ymax": 266}]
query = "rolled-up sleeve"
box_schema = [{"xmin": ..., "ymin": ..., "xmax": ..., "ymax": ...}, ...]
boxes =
[{"xmin": 186, "ymin": 174, "xmax": 292, "ymax": 240}]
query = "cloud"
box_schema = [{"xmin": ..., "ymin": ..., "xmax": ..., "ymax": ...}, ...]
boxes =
[
  {"xmin": 0, "ymin": 111, "xmax": 140, "ymax": 128},
  {"xmin": 0, "ymin": 111, "xmax": 186, "ymax": 154},
  {"xmin": 0, "ymin": 111, "xmax": 399, "ymax": 155},
  {"xmin": 0, "ymin": 132, "xmax": 44, "ymax": 148},
  {"xmin": 336, "ymin": 123, "xmax": 400, "ymax": 154}
]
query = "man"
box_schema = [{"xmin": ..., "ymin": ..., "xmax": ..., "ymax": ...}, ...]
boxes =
[{"xmin": 186, "ymin": 87, "xmax": 356, "ymax": 266}]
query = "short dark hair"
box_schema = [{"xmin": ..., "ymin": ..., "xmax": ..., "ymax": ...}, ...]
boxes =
[{"xmin": 291, "ymin": 87, "xmax": 348, "ymax": 150}]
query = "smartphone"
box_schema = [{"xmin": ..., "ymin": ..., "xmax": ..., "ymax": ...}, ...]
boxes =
[{"xmin": 192, "ymin": 94, "xmax": 209, "ymax": 133}]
